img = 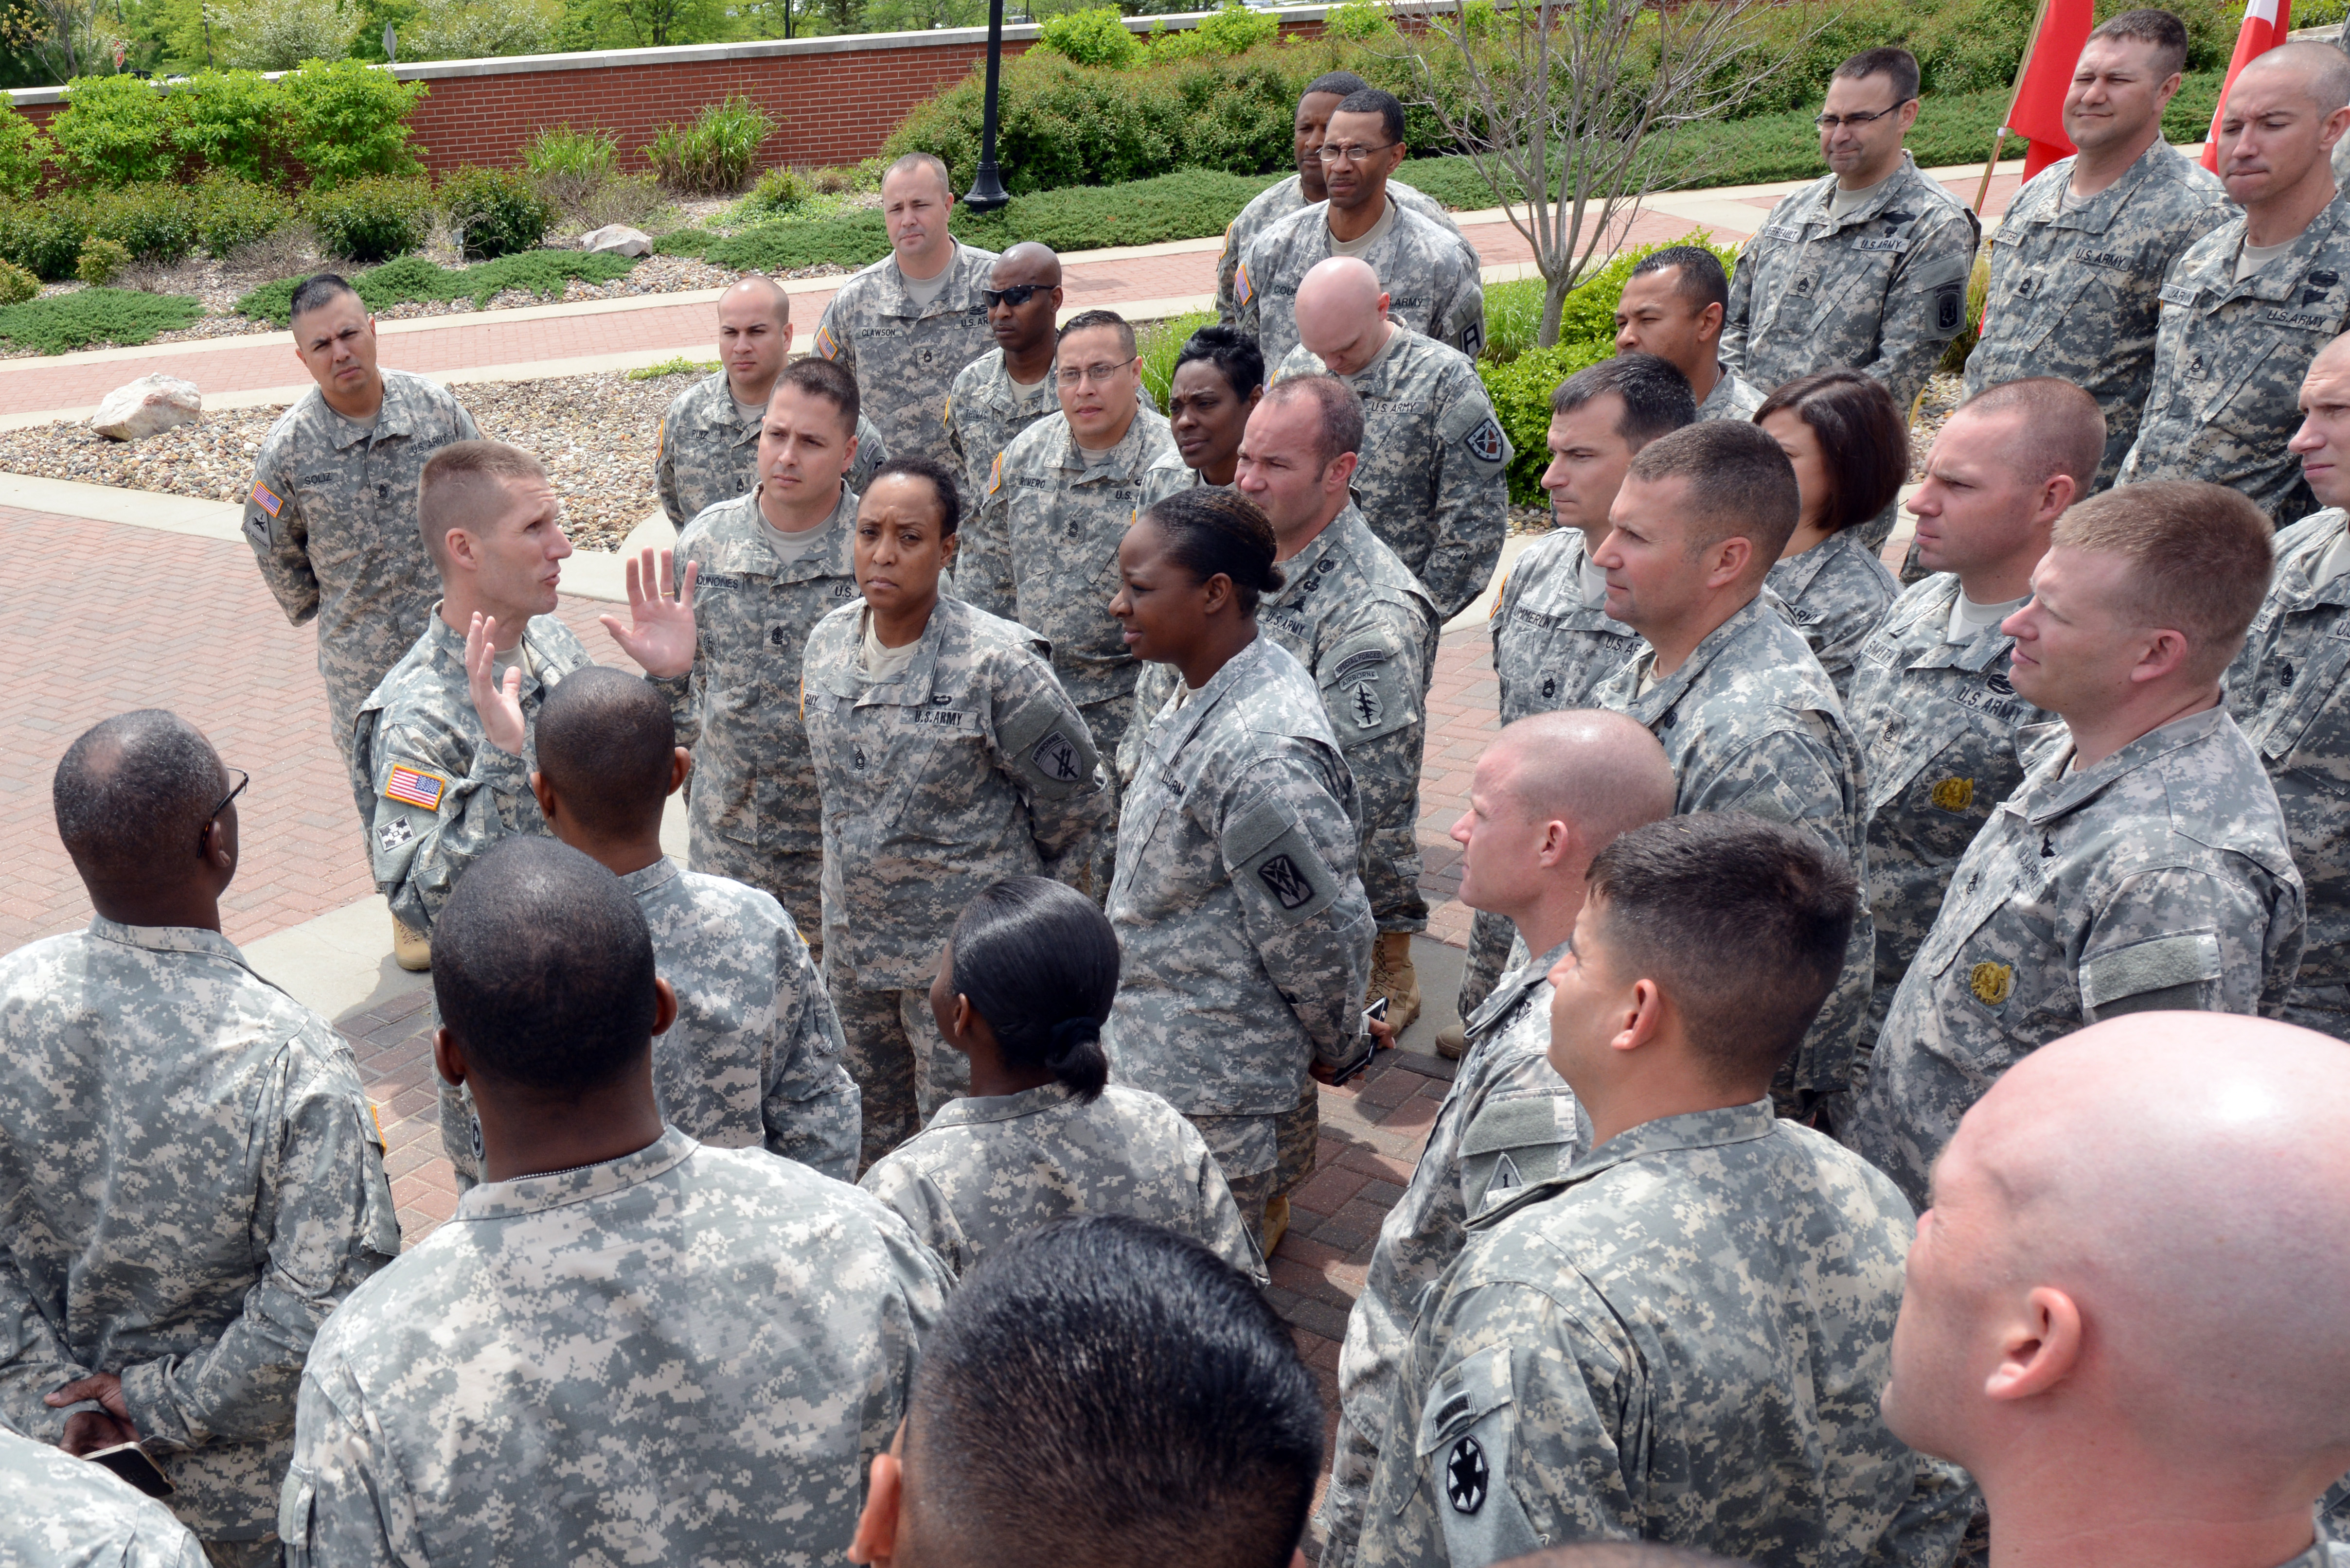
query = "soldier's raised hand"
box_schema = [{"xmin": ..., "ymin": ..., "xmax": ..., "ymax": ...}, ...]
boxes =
[
  {"xmin": 465, "ymin": 612, "xmax": 529, "ymax": 756},
  {"xmin": 602, "ymin": 547, "xmax": 699, "ymax": 679}
]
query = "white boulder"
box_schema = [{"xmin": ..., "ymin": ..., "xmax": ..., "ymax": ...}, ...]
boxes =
[
  {"xmin": 581, "ymin": 224, "xmax": 653, "ymax": 258},
  {"xmin": 89, "ymin": 374, "xmax": 202, "ymax": 441}
]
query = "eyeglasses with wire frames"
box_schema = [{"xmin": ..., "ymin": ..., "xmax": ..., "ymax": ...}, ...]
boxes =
[
  {"xmin": 1055, "ymin": 354, "xmax": 1139, "ymax": 388},
  {"xmin": 983, "ymin": 283, "xmax": 1051, "ymax": 309},
  {"xmin": 1316, "ymin": 141, "xmax": 1396, "ymax": 164},
  {"xmin": 200, "ymin": 768, "xmax": 249, "ymax": 852},
  {"xmin": 1813, "ymin": 102, "xmax": 1913, "ymax": 130}
]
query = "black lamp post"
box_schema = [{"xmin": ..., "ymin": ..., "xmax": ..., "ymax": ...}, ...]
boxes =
[{"xmin": 962, "ymin": 0, "xmax": 1011, "ymax": 213}]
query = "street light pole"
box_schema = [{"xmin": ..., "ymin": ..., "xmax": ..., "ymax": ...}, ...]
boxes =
[{"xmin": 962, "ymin": 0, "xmax": 1011, "ymax": 212}]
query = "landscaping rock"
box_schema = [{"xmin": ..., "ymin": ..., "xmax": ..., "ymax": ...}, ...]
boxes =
[
  {"xmin": 581, "ymin": 224, "xmax": 653, "ymax": 258},
  {"xmin": 89, "ymin": 374, "xmax": 203, "ymax": 441}
]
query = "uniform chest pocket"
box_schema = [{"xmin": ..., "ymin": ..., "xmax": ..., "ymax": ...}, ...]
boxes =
[
  {"xmin": 886, "ymin": 703, "xmax": 993, "ymax": 826},
  {"xmin": 1940, "ymin": 863, "xmax": 2074, "ymax": 1077},
  {"xmin": 1409, "ymin": 1344, "xmax": 1544, "ymax": 1562},
  {"xmin": 2008, "ymin": 264, "xmax": 2116, "ymax": 354},
  {"xmin": 2255, "ymin": 625, "xmax": 2350, "ymax": 783},
  {"xmin": 698, "ymin": 583, "xmax": 783, "ymax": 697},
  {"xmin": 2201, "ymin": 310, "xmax": 2338, "ymax": 437}
]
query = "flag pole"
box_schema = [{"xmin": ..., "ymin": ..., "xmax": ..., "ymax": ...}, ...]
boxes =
[{"xmin": 1976, "ymin": 0, "xmax": 2057, "ymax": 213}]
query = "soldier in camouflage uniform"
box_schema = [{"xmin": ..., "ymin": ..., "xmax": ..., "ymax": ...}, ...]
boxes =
[
  {"xmin": 2228, "ymin": 334, "xmax": 2350, "ymax": 1036},
  {"xmin": 944, "ymin": 242, "xmax": 1066, "ymax": 511},
  {"xmin": 859, "ymin": 875, "xmax": 1263, "ymax": 1284},
  {"xmin": 1612, "ymin": 247, "xmax": 1768, "ymax": 423},
  {"xmin": 280, "ymin": 839, "xmax": 951, "ymax": 1568},
  {"xmin": 1234, "ymin": 376, "xmax": 1440, "ymax": 1030},
  {"xmin": 1239, "ymin": 89, "xmax": 1486, "ymax": 373},
  {"xmin": 1846, "ymin": 481, "xmax": 2307, "ymax": 1213},
  {"xmin": 1319, "ymin": 712, "xmax": 1673, "ymax": 1568},
  {"xmin": 1962, "ymin": 15, "xmax": 2230, "ymax": 489},
  {"xmin": 1107, "ymin": 491, "xmax": 1375, "ymax": 1245},
  {"xmin": 804, "ymin": 461, "xmax": 1112, "ymax": 1166},
  {"xmin": 1848, "ymin": 380, "xmax": 2100, "ymax": 1039},
  {"xmin": 1355, "ymin": 814, "xmax": 1961, "ymax": 1568},
  {"xmin": 1217, "ymin": 70, "xmax": 1461, "ymax": 324},
  {"xmin": 629, "ymin": 359, "xmax": 871, "ymax": 939},
  {"xmin": 1588, "ymin": 423, "xmax": 1873, "ymax": 1111},
  {"xmin": 243, "ymin": 276, "xmax": 481, "ymax": 772},
  {"xmin": 1722, "ymin": 49, "xmax": 1980, "ymax": 415},
  {"xmin": 0, "ymin": 1425, "xmax": 209, "ymax": 1568},
  {"xmin": 962, "ymin": 310, "xmax": 1192, "ymax": 845},
  {"xmin": 1454, "ymin": 357, "xmax": 1697, "ymax": 1043},
  {"xmin": 655, "ymin": 276, "xmax": 886, "ymax": 529},
  {"xmin": 1274, "ymin": 257, "xmax": 1512, "ymax": 620},
  {"xmin": 812, "ymin": 153, "xmax": 999, "ymax": 473},
  {"xmin": 0, "ymin": 712, "xmax": 399, "ymax": 1565},
  {"xmin": 2119, "ymin": 44, "xmax": 2350, "ymax": 524},
  {"xmin": 523, "ymin": 666, "xmax": 861, "ymax": 1180}
]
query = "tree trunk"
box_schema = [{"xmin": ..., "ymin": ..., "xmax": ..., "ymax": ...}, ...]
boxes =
[{"xmin": 1537, "ymin": 272, "xmax": 1567, "ymax": 349}]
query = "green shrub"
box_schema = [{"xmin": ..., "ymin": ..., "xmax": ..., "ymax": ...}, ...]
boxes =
[
  {"xmin": 76, "ymin": 236, "xmax": 131, "ymax": 284},
  {"xmin": 167, "ymin": 70, "xmax": 288, "ymax": 186},
  {"xmin": 652, "ymin": 227, "xmax": 715, "ymax": 258},
  {"xmin": 1137, "ymin": 308, "xmax": 1215, "ymax": 406},
  {"xmin": 440, "ymin": 165, "xmax": 552, "ymax": 259},
  {"xmin": 237, "ymin": 248, "xmax": 637, "ymax": 324},
  {"xmin": 0, "ymin": 288, "xmax": 203, "ymax": 354},
  {"xmin": 0, "ymin": 196, "xmax": 92, "ymax": 280},
  {"xmin": 1036, "ymin": 7, "xmax": 1139, "ymax": 69},
  {"xmin": 305, "ymin": 174, "xmax": 436, "ymax": 262},
  {"xmin": 0, "ymin": 259, "xmax": 37, "ymax": 304},
  {"xmin": 0, "ymin": 104, "xmax": 53, "ymax": 201},
  {"xmin": 1158, "ymin": 3, "xmax": 1278, "ymax": 59},
  {"xmin": 523, "ymin": 123, "xmax": 618, "ymax": 213},
  {"xmin": 193, "ymin": 173, "xmax": 298, "ymax": 257},
  {"xmin": 281, "ymin": 58, "xmax": 428, "ymax": 189},
  {"xmin": 84, "ymin": 182, "xmax": 200, "ymax": 261},
  {"xmin": 646, "ymin": 96, "xmax": 775, "ymax": 195},
  {"xmin": 50, "ymin": 75, "xmax": 178, "ymax": 188},
  {"xmin": 737, "ymin": 165, "xmax": 807, "ymax": 220},
  {"xmin": 1321, "ymin": 0, "xmax": 1394, "ymax": 41}
]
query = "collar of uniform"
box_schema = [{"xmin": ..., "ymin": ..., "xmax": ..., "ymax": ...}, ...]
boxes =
[
  {"xmin": 457, "ymin": 1125, "xmax": 700, "ymax": 1221},
  {"xmin": 620, "ymin": 855, "xmax": 682, "ymax": 898},
  {"xmin": 310, "ymin": 373, "xmax": 413, "ymax": 452},
  {"xmin": 1462, "ymin": 936, "xmax": 1570, "ymax": 1044},
  {"xmin": 1770, "ymin": 525, "xmax": 1865, "ymax": 600},
  {"xmin": 1147, "ymin": 633, "xmax": 1273, "ymax": 766},
  {"xmin": 1693, "ymin": 364, "xmax": 1750, "ymax": 417},
  {"xmin": 2017, "ymin": 702, "xmax": 2233, "ymax": 823},
  {"xmin": 2271, "ymin": 508, "xmax": 2350, "ymax": 610},
  {"xmin": 2204, "ymin": 193, "xmax": 2350, "ymax": 305},
  {"xmin": 1271, "ymin": 502, "xmax": 1370, "ymax": 597},
  {"xmin": 1625, "ymin": 590, "xmax": 1774, "ymax": 719},
  {"xmin": 1053, "ymin": 408, "xmax": 1156, "ymax": 480},
  {"xmin": 418, "ymin": 601, "xmax": 559, "ymax": 693},
  {"xmin": 881, "ymin": 243, "xmax": 984, "ymax": 319},
  {"xmin": 2022, "ymin": 138, "xmax": 2167, "ymax": 236},
  {"xmin": 686, "ymin": 371, "xmax": 762, "ymax": 446},
  {"xmin": 1807, "ymin": 150, "xmax": 1924, "ymax": 233},
  {"xmin": 730, "ymin": 485, "xmax": 857, "ymax": 581},
  {"xmin": 84, "ymin": 915, "xmax": 251, "ymax": 969},
  {"xmin": 822, "ymin": 596, "xmax": 961, "ymax": 707},
  {"xmin": 1469, "ymin": 1096, "xmax": 1777, "ymax": 1231},
  {"xmin": 923, "ymin": 1079, "xmax": 1079, "ymax": 1129},
  {"xmin": 1889, "ymin": 573, "xmax": 2019, "ymax": 673},
  {"xmin": 1343, "ymin": 323, "xmax": 1412, "ymax": 388}
]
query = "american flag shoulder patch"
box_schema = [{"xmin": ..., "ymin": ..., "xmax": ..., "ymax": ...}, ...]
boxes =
[
  {"xmin": 1234, "ymin": 262, "xmax": 1253, "ymax": 308},
  {"xmin": 382, "ymin": 764, "xmax": 448, "ymax": 812},
  {"xmin": 251, "ymin": 482, "xmax": 282, "ymax": 516},
  {"xmin": 814, "ymin": 323, "xmax": 839, "ymax": 359}
]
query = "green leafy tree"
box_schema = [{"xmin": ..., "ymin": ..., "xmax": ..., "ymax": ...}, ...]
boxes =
[
  {"xmin": 280, "ymin": 55, "xmax": 425, "ymax": 185},
  {"xmin": 167, "ymin": 68, "xmax": 286, "ymax": 182},
  {"xmin": 50, "ymin": 72, "xmax": 176, "ymax": 184}
]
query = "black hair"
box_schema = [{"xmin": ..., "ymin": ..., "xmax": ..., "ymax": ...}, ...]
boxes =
[
  {"xmin": 1173, "ymin": 324, "xmax": 1265, "ymax": 402},
  {"xmin": 1585, "ymin": 813, "xmax": 1856, "ymax": 1089},
  {"xmin": 1137, "ymin": 488, "xmax": 1285, "ymax": 616},
  {"xmin": 288, "ymin": 272, "xmax": 360, "ymax": 325},
  {"xmin": 1057, "ymin": 307, "xmax": 1137, "ymax": 359},
  {"xmin": 779, "ymin": 354, "xmax": 861, "ymax": 436},
  {"xmin": 948, "ymin": 877, "xmax": 1117, "ymax": 1100},
  {"xmin": 1628, "ymin": 245, "xmax": 1730, "ymax": 315},
  {"xmin": 1302, "ymin": 70, "xmax": 1369, "ymax": 102},
  {"xmin": 432, "ymin": 838, "xmax": 658, "ymax": 1097},
  {"xmin": 908, "ymin": 1216, "xmax": 1324, "ymax": 1568},
  {"xmin": 865, "ymin": 454, "xmax": 963, "ymax": 538},
  {"xmin": 534, "ymin": 668, "xmax": 676, "ymax": 841},
  {"xmin": 53, "ymin": 710, "xmax": 224, "ymax": 887},
  {"xmin": 1333, "ymin": 87, "xmax": 1406, "ymax": 146},
  {"xmin": 1550, "ymin": 353, "xmax": 1697, "ymax": 449},
  {"xmin": 1836, "ymin": 46, "xmax": 1922, "ymax": 104}
]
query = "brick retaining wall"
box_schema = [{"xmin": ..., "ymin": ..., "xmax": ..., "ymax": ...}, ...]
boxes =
[{"xmin": 8, "ymin": 6, "xmax": 1331, "ymax": 180}]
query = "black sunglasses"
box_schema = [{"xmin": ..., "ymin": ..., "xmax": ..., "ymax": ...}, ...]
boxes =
[
  {"xmin": 200, "ymin": 768, "xmax": 249, "ymax": 852},
  {"xmin": 983, "ymin": 283, "xmax": 1050, "ymax": 309}
]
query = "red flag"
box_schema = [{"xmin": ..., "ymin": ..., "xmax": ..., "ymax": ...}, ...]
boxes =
[
  {"xmin": 2203, "ymin": 0, "xmax": 2294, "ymax": 173},
  {"xmin": 2003, "ymin": 0, "xmax": 2099, "ymax": 180}
]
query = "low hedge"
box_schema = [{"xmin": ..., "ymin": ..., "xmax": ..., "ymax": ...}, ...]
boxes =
[
  {"xmin": 0, "ymin": 175, "xmax": 299, "ymax": 280},
  {"xmin": 0, "ymin": 288, "xmax": 204, "ymax": 353},
  {"xmin": 237, "ymin": 249, "xmax": 640, "ymax": 325}
]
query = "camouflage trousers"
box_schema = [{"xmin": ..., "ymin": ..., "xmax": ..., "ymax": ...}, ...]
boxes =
[
  {"xmin": 1190, "ymin": 1084, "xmax": 1318, "ymax": 1249},
  {"xmin": 205, "ymin": 1536, "xmax": 282, "ymax": 1568},
  {"xmin": 1456, "ymin": 908, "xmax": 1518, "ymax": 1022},
  {"xmin": 1079, "ymin": 692, "xmax": 1135, "ymax": 898},
  {"xmin": 2279, "ymin": 978, "xmax": 2350, "ymax": 1040},
  {"xmin": 830, "ymin": 977, "xmax": 964, "ymax": 1176},
  {"xmin": 685, "ymin": 820, "xmax": 824, "ymax": 941}
]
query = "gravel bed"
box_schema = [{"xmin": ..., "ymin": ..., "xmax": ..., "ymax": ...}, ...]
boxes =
[{"xmin": 0, "ymin": 368, "xmax": 691, "ymax": 551}]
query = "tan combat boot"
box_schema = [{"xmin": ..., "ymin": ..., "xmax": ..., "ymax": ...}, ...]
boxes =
[
  {"xmin": 1368, "ymin": 931, "xmax": 1423, "ymax": 1035},
  {"xmin": 1262, "ymin": 1194, "xmax": 1291, "ymax": 1256},
  {"xmin": 1434, "ymin": 1023, "xmax": 1469, "ymax": 1061},
  {"xmin": 392, "ymin": 915, "xmax": 430, "ymax": 972}
]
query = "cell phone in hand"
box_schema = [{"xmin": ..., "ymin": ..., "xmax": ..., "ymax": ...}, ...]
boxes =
[
  {"xmin": 86, "ymin": 1442, "xmax": 173, "ymax": 1498},
  {"xmin": 1363, "ymin": 996, "xmax": 1390, "ymax": 1030}
]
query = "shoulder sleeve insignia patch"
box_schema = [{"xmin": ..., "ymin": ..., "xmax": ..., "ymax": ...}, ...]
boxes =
[
  {"xmin": 250, "ymin": 481, "xmax": 282, "ymax": 516},
  {"xmin": 1031, "ymin": 730, "xmax": 1084, "ymax": 782},
  {"xmin": 1258, "ymin": 852, "xmax": 1315, "ymax": 910},
  {"xmin": 1235, "ymin": 262, "xmax": 1253, "ymax": 308},
  {"xmin": 383, "ymin": 764, "xmax": 448, "ymax": 812},
  {"xmin": 987, "ymin": 451, "xmax": 1005, "ymax": 496},
  {"xmin": 814, "ymin": 323, "xmax": 840, "ymax": 360},
  {"xmin": 1935, "ymin": 283, "xmax": 1965, "ymax": 334},
  {"xmin": 1463, "ymin": 416, "xmax": 1507, "ymax": 464}
]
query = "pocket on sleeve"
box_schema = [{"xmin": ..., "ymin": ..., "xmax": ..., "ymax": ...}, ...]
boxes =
[{"xmin": 1410, "ymin": 1344, "xmax": 1545, "ymax": 1563}]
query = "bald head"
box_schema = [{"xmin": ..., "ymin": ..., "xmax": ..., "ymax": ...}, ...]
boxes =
[
  {"xmin": 2236, "ymin": 39, "xmax": 2350, "ymax": 118},
  {"xmin": 1489, "ymin": 710, "xmax": 1674, "ymax": 844},
  {"xmin": 993, "ymin": 241, "xmax": 1062, "ymax": 288},
  {"xmin": 1887, "ymin": 1016, "xmax": 2350, "ymax": 1527},
  {"xmin": 720, "ymin": 274, "xmax": 790, "ymax": 329},
  {"xmin": 1295, "ymin": 257, "xmax": 1391, "ymax": 373}
]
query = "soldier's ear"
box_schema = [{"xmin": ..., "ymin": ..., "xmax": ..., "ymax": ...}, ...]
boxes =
[
  {"xmin": 668, "ymin": 747, "xmax": 692, "ymax": 797},
  {"xmin": 433, "ymin": 1027, "xmax": 469, "ymax": 1089},
  {"xmin": 847, "ymin": 1445, "xmax": 905, "ymax": 1568},
  {"xmin": 652, "ymin": 977, "xmax": 678, "ymax": 1039}
]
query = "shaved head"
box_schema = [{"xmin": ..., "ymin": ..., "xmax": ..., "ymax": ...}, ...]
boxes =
[
  {"xmin": 2237, "ymin": 39, "xmax": 2350, "ymax": 117},
  {"xmin": 1297, "ymin": 257, "xmax": 1384, "ymax": 342},
  {"xmin": 1487, "ymin": 710, "xmax": 1674, "ymax": 842},
  {"xmin": 993, "ymin": 241, "xmax": 1062, "ymax": 287},
  {"xmin": 1886, "ymin": 1017, "xmax": 2350, "ymax": 1541},
  {"xmin": 720, "ymin": 274, "xmax": 790, "ymax": 328}
]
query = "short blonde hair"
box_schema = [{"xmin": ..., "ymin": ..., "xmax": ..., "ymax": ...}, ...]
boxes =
[
  {"xmin": 2050, "ymin": 479, "xmax": 2273, "ymax": 679},
  {"xmin": 419, "ymin": 440, "xmax": 548, "ymax": 570}
]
